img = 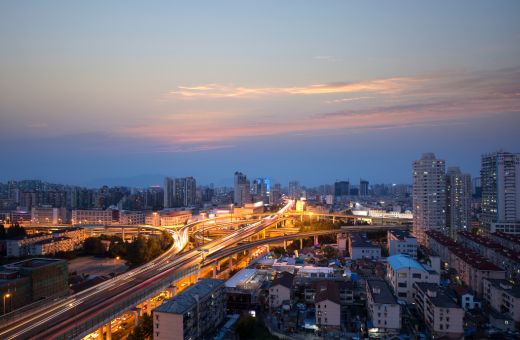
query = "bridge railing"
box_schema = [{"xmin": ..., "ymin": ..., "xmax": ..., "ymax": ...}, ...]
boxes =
[{"xmin": 58, "ymin": 264, "xmax": 200, "ymax": 340}]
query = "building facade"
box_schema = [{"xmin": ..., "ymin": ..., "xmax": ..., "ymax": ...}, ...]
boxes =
[
  {"xmin": 412, "ymin": 153, "xmax": 446, "ymax": 245},
  {"xmin": 446, "ymin": 166, "xmax": 472, "ymax": 239}
]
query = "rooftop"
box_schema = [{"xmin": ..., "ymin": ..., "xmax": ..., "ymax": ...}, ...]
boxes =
[
  {"xmin": 271, "ymin": 271, "xmax": 294, "ymax": 289},
  {"xmin": 225, "ymin": 268, "xmax": 257, "ymax": 289},
  {"xmin": 350, "ymin": 233, "xmax": 379, "ymax": 248},
  {"xmin": 387, "ymin": 254, "xmax": 430, "ymax": 273},
  {"xmin": 485, "ymin": 278, "xmax": 520, "ymax": 298},
  {"xmin": 3, "ymin": 258, "xmax": 65, "ymax": 269},
  {"xmin": 367, "ymin": 279, "xmax": 398, "ymax": 305},
  {"xmin": 389, "ymin": 229, "xmax": 415, "ymax": 241},
  {"xmin": 415, "ymin": 282, "xmax": 460, "ymax": 308},
  {"xmin": 492, "ymin": 232, "xmax": 520, "ymax": 246},
  {"xmin": 153, "ymin": 278, "xmax": 225, "ymax": 315},
  {"xmin": 314, "ymin": 281, "xmax": 340, "ymax": 304}
]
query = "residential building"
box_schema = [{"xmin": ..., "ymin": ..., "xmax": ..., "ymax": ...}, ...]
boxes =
[
  {"xmin": 119, "ymin": 211, "xmax": 145, "ymax": 225},
  {"xmin": 234, "ymin": 172, "xmax": 251, "ymax": 207},
  {"xmin": 359, "ymin": 179, "xmax": 369, "ymax": 197},
  {"xmin": 482, "ymin": 278, "xmax": 520, "ymax": 324},
  {"xmin": 334, "ymin": 181, "xmax": 350, "ymax": 198},
  {"xmin": 164, "ymin": 177, "xmax": 174, "ymax": 209},
  {"xmin": 31, "ymin": 206, "xmax": 67, "ymax": 225},
  {"xmin": 481, "ymin": 151, "xmax": 520, "ymax": 233},
  {"xmin": 366, "ymin": 279, "xmax": 401, "ymax": 337},
  {"xmin": 152, "ymin": 278, "xmax": 226, "ymax": 340},
  {"xmin": 414, "ymin": 282, "xmax": 464, "ymax": 339},
  {"xmin": 71, "ymin": 209, "xmax": 115, "ymax": 225},
  {"xmin": 269, "ymin": 183, "xmax": 282, "ymax": 206},
  {"xmin": 387, "ymin": 229, "xmax": 418, "ymax": 257},
  {"xmin": 490, "ymin": 231, "xmax": 520, "ymax": 252},
  {"xmin": 412, "ymin": 153, "xmax": 446, "ymax": 245},
  {"xmin": 315, "ymin": 281, "xmax": 341, "ymax": 330},
  {"xmin": 446, "ymin": 167, "xmax": 472, "ymax": 239},
  {"xmin": 269, "ymin": 271, "xmax": 294, "ymax": 308},
  {"xmin": 348, "ymin": 233, "xmax": 381, "ymax": 260},
  {"xmin": 288, "ymin": 181, "xmax": 300, "ymax": 199},
  {"xmin": 386, "ymin": 254, "xmax": 440, "ymax": 302}
]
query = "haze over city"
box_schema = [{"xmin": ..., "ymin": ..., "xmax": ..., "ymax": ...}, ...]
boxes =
[{"xmin": 1, "ymin": 1, "xmax": 519, "ymax": 187}]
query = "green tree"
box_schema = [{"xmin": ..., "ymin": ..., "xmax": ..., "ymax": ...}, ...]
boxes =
[
  {"xmin": 0, "ymin": 224, "xmax": 5, "ymax": 239},
  {"xmin": 322, "ymin": 245, "xmax": 338, "ymax": 259},
  {"xmin": 141, "ymin": 313, "xmax": 153, "ymax": 339},
  {"xmin": 83, "ymin": 237, "xmax": 105, "ymax": 256},
  {"xmin": 158, "ymin": 230, "xmax": 173, "ymax": 250},
  {"xmin": 236, "ymin": 315, "xmax": 257, "ymax": 338},
  {"xmin": 6, "ymin": 223, "xmax": 26, "ymax": 238}
]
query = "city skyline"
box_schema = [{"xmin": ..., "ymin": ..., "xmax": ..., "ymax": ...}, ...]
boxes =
[{"xmin": 1, "ymin": 1, "xmax": 519, "ymax": 186}]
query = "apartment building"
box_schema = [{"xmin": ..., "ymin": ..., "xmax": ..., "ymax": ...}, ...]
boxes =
[
  {"xmin": 152, "ymin": 278, "xmax": 226, "ymax": 340},
  {"xmin": 483, "ymin": 278, "xmax": 520, "ymax": 324},
  {"xmin": 414, "ymin": 283, "xmax": 464, "ymax": 339},
  {"xmin": 458, "ymin": 231, "xmax": 520, "ymax": 281},
  {"xmin": 119, "ymin": 211, "xmax": 145, "ymax": 225},
  {"xmin": 72, "ymin": 209, "xmax": 115, "ymax": 225},
  {"xmin": 366, "ymin": 279, "xmax": 401, "ymax": 337},
  {"xmin": 269, "ymin": 271, "xmax": 293, "ymax": 308},
  {"xmin": 315, "ymin": 281, "xmax": 341, "ymax": 330},
  {"xmin": 349, "ymin": 233, "xmax": 381, "ymax": 260},
  {"xmin": 490, "ymin": 231, "xmax": 520, "ymax": 252},
  {"xmin": 387, "ymin": 229, "xmax": 418, "ymax": 257},
  {"xmin": 425, "ymin": 230, "xmax": 457, "ymax": 263},
  {"xmin": 386, "ymin": 254, "xmax": 440, "ymax": 303}
]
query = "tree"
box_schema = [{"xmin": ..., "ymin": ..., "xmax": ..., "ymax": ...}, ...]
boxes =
[
  {"xmin": 158, "ymin": 231, "xmax": 173, "ymax": 250},
  {"xmin": 322, "ymin": 245, "xmax": 338, "ymax": 259},
  {"xmin": 0, "ymin": 224, "xmax": 5, "ymax": 239},
  {"xmin": 6, "ymin": 223, "xmax": 26, "ymax": 238},
  {"xmin": 141, "ymin": 313, "xmax": 153, "ymax": 339},
  {"xmin": 236, "ymin": 315, "xmax": 257, "ymax": 339},
  {"xmin": 83, "ymin": 237, "xmax": 105, "ymax": 256}
]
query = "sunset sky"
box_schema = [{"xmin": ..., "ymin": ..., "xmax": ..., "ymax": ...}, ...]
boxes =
[{"xmin": 1, "ymin": 1, "xmax": 519, "ymax": 186}]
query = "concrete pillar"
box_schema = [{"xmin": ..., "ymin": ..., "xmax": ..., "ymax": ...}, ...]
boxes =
[
  {"xmin": 229, "ymin": 255, "xmax": 233, "ymax": 270},
  {"xmin": 106, "ymin": 322, "xmax": 112, "ymax": 340},
  {"xmin": 248, "ymin": 250, "xmax": 253, "ymax": 262},
  {"xmin": 213, "ymin": 262, "xmax": 218, "ymax": 278},
  {"xmin": 122, "ymin": 227, "xmax": 125, "ymax": 240},
  {"xmin": 262, "ymin": 230, "xmax": 266, "ymax": 239},
  {"xmin": 266, "ymin": 244, "xmax": 270, "ymax": 252},
  {"xmin": 98, "ymin": 326, "xmax": 103, "ymax": 339},
  {"xmin": 333, "ymin": 216, "xmax": 335, "ymax": 224},
  {"xmin": 300, "ymin": 239, "xmax": 303, "ymax": 249},
  {"xmin": 314, "ymin": 235, "xmax": 319, "ymax": 247},
  {"xmin": 283, "ymin": 240, "xmax": 287, "ymax": 251},
  {"xmin": 216, "ymin": 261, "xmax": 221, "ymax": 271},
  {"xmin": 166, "ymin": 285, "xmax": 177, "ymax": 297}
]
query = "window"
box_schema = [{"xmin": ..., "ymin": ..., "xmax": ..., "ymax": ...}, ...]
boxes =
[
  {"xmin": 398, "ymin": 273, "xmax": 407, "ymax": 278},
  {"xmin": 398, "ymin": 282, "xmax": 407, "ymax": 288},
  {"xmin": 412, "ymin": 273, "xmax": 422, "ymax": 279}
]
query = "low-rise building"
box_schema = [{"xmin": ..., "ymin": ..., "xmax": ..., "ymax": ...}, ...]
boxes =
[
  {"xmin": 349, "ymin": 233, "xmax": 381, "ymax": 260},
  {"xmin": 482, "ymin": 278, "xmax": 520, "ymax": 324},
  {"xmin": 31, "ymin": 206, "xmax": 68, "ymax": 225},
  {"xmin": 119, "ymin": 211, "xmax": 145, "ymax": 225},
  {"xmin": 152, "ymin": 278, "xmax": 226, "ymax": 340},
  {"xmin": 387, "ymin": 229, "xmax": 417, "ymax": 257},
  {"xmin": 72, "ymin": 209, "xmax": 115, "ymax": 225},
  {"xmin": 366, "ymin": 279, "xmax": 401, "ymax": 337},
  {"xmin": 5, "ymin": 233, "xmax": 52, "ymax": 257},
  {"xmin": 269, "ymin": 271, "xmax": 294, "ymax": 308},
  {"xmin": 386, "ymin": 254, "xmax": 439, "ymax": 302},
  {"xmin": 414, "ymin": 282, "xmax": 464, "ymax": 339},
  {"xmin": 315, "ymin": 281, "xmax": 341, "ymax": 330}
]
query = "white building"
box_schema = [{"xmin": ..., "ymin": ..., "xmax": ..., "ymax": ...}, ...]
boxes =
[
  {"xmin": 315, "ymin": 282, "xmax": 341, "ymax": 330},
  {"xmin": 482, "ymin": 278, "xmax": 520, "ymax": 324},
  {"xmin": 481, "ymin": 151, "xmax": 520, "ymax": 233},
  {"xmin": 72, "ymin": 209, "xmax": 114, "ymax": 225},
  {"xmin": 269, "ymin": 271, "xmax": 293, "ymax": 308},
  {"xmin": 446, "ymin": 166, "xmax": 472, "ymax": 239},
  {"xmin": 387, "ymin": 229, "xmax": 418, "ymax": 257},
  {"xmin": 349, "ymin": 233, "xmax": 381, "ymax": 260},
  {"xmin": 414, "ymin": 282, "xmax": 464, "ymax": 339},
  {"xmin": 413, "ymin": 153, "xmax": 446, "ymax": 245},
  {"xmin": 366, "ymin": 279, "xmax": 401, "ymax": 337},
  {"xmin": 386, "ymin": 254, "xmax": 440, "ymax": 303}
]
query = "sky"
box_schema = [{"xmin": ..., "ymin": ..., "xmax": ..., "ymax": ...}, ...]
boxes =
[{"xmin": 1, "ymin": 1, "xmax": 519, "ymax": 187}]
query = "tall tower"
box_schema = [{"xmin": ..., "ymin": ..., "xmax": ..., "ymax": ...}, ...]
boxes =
[
  {"xmin": 446, "ymin": 167, "xmax": 471, "ymax": 239},
  {"xmin": 412, "ymin": 153, "xmax": 446, "ymax": 245},
  {"xmin": 359, "ymin": 179, "xmax": 369, "ymax": 197},
  {"xmin": 173, "ymin": 177, "xmax": 197, "ymax": 207},
  {"xmin": 234, "ymin": 172, "xmax": 251, "ymax": 206},
  {"xmin": 481, "ymin": 151, "xmax": 520, "ymax": 233},
  {"xmin": 163, "ymin": 177, "xmax": 174, "ymax": 208}
]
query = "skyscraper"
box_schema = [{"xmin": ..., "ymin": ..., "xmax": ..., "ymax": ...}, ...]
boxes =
[
  {"xmin": 234, "ymin": 172, "xmax": 251, "ymax": 206},
  {"xmin": 481, "ymin": 151, "xmax": 520, "ymax": 234},
  {"xmin": 269, "ymin": 183, "xmax": 282, "ymax": 206},
  {"xmin": 334, "ymin": 181, "xmax": 350, "ymax": 197},
  {"xmin": 288, "ymin": 181, "xmax": 300, "ymax": 199},
  {"xmin": 359, "ymin": 179, "xmax": 369, "ymax": 197},
  {"xmin": 412, "ymin": 153, "xmax": 446, "ymax": 245},
  {"xmin": 164, "ymin": 177, "xmax": 196, "ymax": 208},
  {"xmin": 164, "ymin": 177, "xmax": 174, "ymax": 208},
  {"xmin": 446, "ymin": 167, "xmax": 471, "ymax": 239}
]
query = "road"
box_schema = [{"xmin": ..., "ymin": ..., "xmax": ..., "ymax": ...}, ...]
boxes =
[{"xmin": 0, "ymin": 201, "xmax": 293, "ymax": 340}]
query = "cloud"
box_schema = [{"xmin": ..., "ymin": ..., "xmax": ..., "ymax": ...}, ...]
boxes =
[
  {"xmin": 120, "ymin": 67, "xmax": 520, "ymax": 149},
  {"xmin": 168, "ymin": 77, "xmax": 423, "ymax": 99}
]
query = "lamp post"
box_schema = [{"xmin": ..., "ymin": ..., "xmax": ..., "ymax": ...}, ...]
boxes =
[{"xmin": 3, "ymin": 293, "xmax": 11, "ymax": 314}]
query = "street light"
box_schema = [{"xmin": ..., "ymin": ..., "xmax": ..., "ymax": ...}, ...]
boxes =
[{"xmin": 3, "ymin": 293, "xmax": 11, "ymax": 314}]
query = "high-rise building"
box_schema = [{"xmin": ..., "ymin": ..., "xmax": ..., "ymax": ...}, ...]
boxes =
[
  {"xmin": 481, "ymin": 151, "xmax": 520, "ymax": 233},
  {"xmin": 269, "ymin": 183, "xmax": 282, "ymax": 205},
  {"xmin": 334, "ymin": 181, "xmax": 350, "ymax": 197},
  {"xmin": 234, "ymin": 172, "xmax": 251, "ymax": 206},
  {"xmin": 412, "ymin": 153, "xmax": 446, "ymax": 245},
  {"xmin": 446, "ymin": 167, "xmax": 471, "ymax": 239},
  {"xmin": 163, "ymin": 177, "xmax": 174, "ymax": 208},
  {"xmin": 288, "ymin": 181, "xmax": 300, "ymax": 199},
  {"xmin": 359, "ymin": 179, "xmax": 369, "ymax": 197},
  {"xmin": 164, "ymin": 177, "xmax": 196, "ymax": 208}
]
